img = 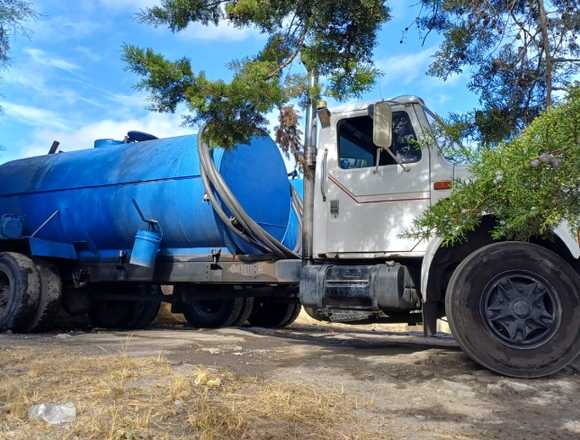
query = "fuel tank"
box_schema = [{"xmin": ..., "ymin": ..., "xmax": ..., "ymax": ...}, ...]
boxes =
[{"xmin": 0, "ymin": 134, "xmax": 296, "ymax": 261}]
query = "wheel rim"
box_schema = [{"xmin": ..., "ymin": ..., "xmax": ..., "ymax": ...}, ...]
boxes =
[
  {"xmin": 0, "ymin": 270, "xmax": 11, "ymax": 319},
  {"xmin": 481, "ymin": 271, "xmax": 561, "ymax": 349}
]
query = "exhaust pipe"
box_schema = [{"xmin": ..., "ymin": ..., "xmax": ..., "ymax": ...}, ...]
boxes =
[{"xmin": 302, "ymin": 71, "xmax": 318, "ymax": 262}]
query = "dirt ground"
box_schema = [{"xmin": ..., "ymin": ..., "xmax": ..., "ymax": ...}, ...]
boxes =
[{"xmin": 1, "ymin": 311, "xmax": 579, "ymax": 440}]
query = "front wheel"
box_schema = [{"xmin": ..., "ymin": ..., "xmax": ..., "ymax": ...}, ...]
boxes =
[{"xmin": 446, "ymin": 242, "xmax": 580, "ymax": 378}]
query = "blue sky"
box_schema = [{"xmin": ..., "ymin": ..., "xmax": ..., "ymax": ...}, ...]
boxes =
[{"xmin": 0, "ymin": 0, "xmax": 479, "ymax": 165}]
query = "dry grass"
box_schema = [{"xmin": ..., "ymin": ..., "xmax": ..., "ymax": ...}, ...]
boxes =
[{"xmin": 0, "ymin": 345, "xmax": 368, "ymax": 440}]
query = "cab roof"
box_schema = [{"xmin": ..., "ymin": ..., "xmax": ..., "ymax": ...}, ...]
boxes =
[{"xmin": 330, "ymin": 95, "xmax": 425, "ymax": 114}]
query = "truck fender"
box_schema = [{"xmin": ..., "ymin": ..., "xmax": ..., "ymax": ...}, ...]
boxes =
[
  {"xmin": 553, "ymin": 222, "xmax": 580, "ymax": 259},
  {"xmin": 420, "ymin": 236, "xmax": 445, "ymax": 303},
  {"xmin": 420, "ymin": 222, "xmax": 580, "ymax": 304}
]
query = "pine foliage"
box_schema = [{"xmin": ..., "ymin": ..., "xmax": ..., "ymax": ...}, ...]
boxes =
[
  {"xmin": 410, "ymin": 87, "xmax": 580, "ymax": 245},
  {"xmin": 124, "ymin": 0, "xmax": 389, "ymax": 148},
  {"xmin": 416, "ymin": 0, "xmax": 579, "ymax": 145}
]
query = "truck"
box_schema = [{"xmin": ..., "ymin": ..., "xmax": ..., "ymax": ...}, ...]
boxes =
[{"xmin": 0, "ymin": 95, "xmax": 578, "ymax": 378}]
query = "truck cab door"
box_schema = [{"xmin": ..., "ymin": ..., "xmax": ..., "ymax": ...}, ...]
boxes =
[{"xmin": 313, "ymin": 105, "xmax": 431, "ymax": 258}]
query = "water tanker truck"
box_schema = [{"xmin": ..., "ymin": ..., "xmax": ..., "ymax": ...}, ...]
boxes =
[{"xmin": 0, "ymin": 95, "xmax": 578, "ymax": 378}]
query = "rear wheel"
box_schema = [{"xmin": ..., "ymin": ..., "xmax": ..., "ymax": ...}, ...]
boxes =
[
  {"xmin": 128, "ymin": 285, "xmax": 163, "ymax": 329},
  {"xmin": 89, "ymin": 285, "xmax": 162, "ymax": 330},
  {"xmin": 26, "ymin": 261, "xmax": 62, "ymax": 333},
  {"xmin": 174, "ymin": 285, "xmax": 249, "ymax": 328},
  {"xmin": 0, "ymin": 252, "xmax": 41, "ymax": 332},
  {"xmin": 446, "ymin": 242, "xmax": 580, "ymax": 378},
  {"xmin": 232, "ymin": 297, "xmax": 255, "ymax": 326},
  {"xmin": 248, "ymin": 298, "xmax": 301, "ymax": 328},
  {"xmin": 181, "ymin": 297, "xmax": 246, "ymax": 328}
]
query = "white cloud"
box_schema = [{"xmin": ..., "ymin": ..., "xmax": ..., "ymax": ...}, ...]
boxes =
[
  {"xmin": 22, "ymin": 112, "xmax": 192, "ymax": 158},
  {"xmin": 178, "ymin": 21, "xmax": 258, "ymax": 42},
  {"xmin": 0, "ymin": 101, "xmax": 69, "ymax": 130},
  {"xmin": 3, "ymin": 66, "xmax": 46, "ymax": 89},
  {"xmin": 24, "ymin": 48, "xmax": 80, "ymax": 72},
  {"xmin": 107, "ymin": 92, "xmax": 150, "ymax": 109},
  {"xmin": 378, "ymin": 46, "xmax": 469, "ymax": 91},
  {"xmin": 3, "ymin": 66, "xmax": 106, "ymax": 109},
  {"xmin": 378, "ymin": 47, "xmax": 436, "ymax": 85},
  {"xmin": 90, "ymin": 0, "xmax": 257, "ymax": 41},
  {"xmin": 31, "ymin": 16, "xmax": 102, "ymax": 42}
]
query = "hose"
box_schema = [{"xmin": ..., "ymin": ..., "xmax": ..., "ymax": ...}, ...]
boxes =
[
  {"xmin": 197, "ymin": 129, "xmax": 301, "ymax": 259},
  {"xmin": 290, "ymin": 183, "xmax": 303, "ymax": 254}
]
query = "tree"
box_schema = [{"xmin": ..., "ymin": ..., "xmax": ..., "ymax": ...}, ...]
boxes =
[
  {"xmin": 0, "ymin": 0, "xmax": 34, "ymax": 67},
  {"xmin": 416, "ymin": 0, "xmax": 579, "ymax": 145},
  {"xmin": 0, "ymin": 0, "xmax": 32, "ymax": 157},
  {"xmin": 124, "ymin": 0, "xmax": 389, "ymax": 151},
  {"xmin": 409, "ymin": 87, "xmax": 579, "ymax": 245}
]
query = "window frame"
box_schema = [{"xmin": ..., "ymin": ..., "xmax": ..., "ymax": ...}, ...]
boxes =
[{"xmin": 336, "ymin": 109, "xmax": 422, "ymax": 171}]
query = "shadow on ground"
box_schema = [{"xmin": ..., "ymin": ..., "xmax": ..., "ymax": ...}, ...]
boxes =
[{"xmin": 1, "ymin": 322, "xmax": 579, "ymax": 439}]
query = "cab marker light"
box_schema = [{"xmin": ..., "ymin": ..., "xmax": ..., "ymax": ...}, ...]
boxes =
[{"xmin": 433, "ymin": 180, "xmax": 453, "ymax": 190}]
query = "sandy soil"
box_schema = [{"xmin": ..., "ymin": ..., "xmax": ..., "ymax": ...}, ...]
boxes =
[{"xmin": 1, "ymin": 313, "xmax": 579, "ymax": 439}]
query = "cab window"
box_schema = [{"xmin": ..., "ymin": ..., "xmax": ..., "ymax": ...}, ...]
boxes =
[{"xmin": 337, "ymin": 111, "xmax": 420, "ymax": 170}]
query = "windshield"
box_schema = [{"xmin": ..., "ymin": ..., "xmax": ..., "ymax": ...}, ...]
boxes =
[{"xmin": 423, "ymin": 106, "xmax": 472, "ymax": 164}]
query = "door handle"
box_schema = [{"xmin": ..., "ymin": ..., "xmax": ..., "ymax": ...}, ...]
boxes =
[{"xmin": 320, "ymin": 148, "xmax": 328, "ymax": 202}]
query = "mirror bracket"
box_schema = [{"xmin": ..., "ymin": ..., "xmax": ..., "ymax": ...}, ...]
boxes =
[{"xmin": 383, "ymin": 148, "xmax": 410, "ymax": 172}]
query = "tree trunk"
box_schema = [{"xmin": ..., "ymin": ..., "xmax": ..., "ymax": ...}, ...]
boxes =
[{"xmin": 536, "ymin": 0, "xmax": 552, "ymax": 108}]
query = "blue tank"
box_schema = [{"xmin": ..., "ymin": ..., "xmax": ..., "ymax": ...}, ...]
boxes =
[{"xmin": 0, "ymin": 134, "xmax": 297, "ymax": 262}]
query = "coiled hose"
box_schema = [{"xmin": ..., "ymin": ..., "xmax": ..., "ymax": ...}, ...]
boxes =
[{"xmin": 197, "ymin": 129, "xmax": 301, "ymax": 259}]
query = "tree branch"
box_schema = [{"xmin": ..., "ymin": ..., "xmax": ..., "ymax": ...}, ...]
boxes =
[
  {"xmin": 265, "ymin": 28, "xmax": 307, "ymax": 80},
  {"xmin": 536, "ymin": 0, "xmax": 553, "ymax": 108},
  {"xmin": 553, "ymin": 57, "xmax": 580, "ymax": 63}
]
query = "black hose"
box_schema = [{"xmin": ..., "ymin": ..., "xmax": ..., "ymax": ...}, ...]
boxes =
[{"xmin": 197, "ymin": 129, "xmax": 301, "ymax": 259}]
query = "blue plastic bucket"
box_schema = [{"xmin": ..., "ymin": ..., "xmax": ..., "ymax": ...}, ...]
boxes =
[{"xmin": 130, "ymin": 229, "xmax": 162, "ymax": 268}]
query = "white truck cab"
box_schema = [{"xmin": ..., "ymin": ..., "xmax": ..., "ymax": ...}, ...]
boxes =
[
  {"xmin": 300, "ymin": 95, "xmax": 580, "ymax": 378},
  {"xmin": 313, "ymin": 95, "xmax": 451, "ymax": 259}
]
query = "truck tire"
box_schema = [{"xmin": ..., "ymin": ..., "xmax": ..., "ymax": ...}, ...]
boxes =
[
  {"xmin": 126, "ymin": 285, "xmax": 163, "ymax": 329},
  {"xmin": 248, "ymin": 299, "xmax": 301, "ymax": 328},
  {"xmin": 446, "ymin": 242, "xmax": 580, "ymax": 378},
  {"xmin": 182, "ymin": 298, "xmax": 245, "ymax": 328},
  {"xmin": 89, "ymin": 285, "xmax": 162, "ymax": 330},
  {"xmin": 231, "ymin": 297, "xmax": 255, "ymax": 326},
  {"xmin": 0, "ymin": 252, "xmax": 41, "ymax": 332},
  {"xmin": 26, "ymin": 261, "xmax": 62, "ymax": 333}
]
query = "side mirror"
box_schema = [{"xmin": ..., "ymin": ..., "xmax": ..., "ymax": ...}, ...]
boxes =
[{"xmin": 373, "ymin": 101, "xmax": 393, "ymax": 150}]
